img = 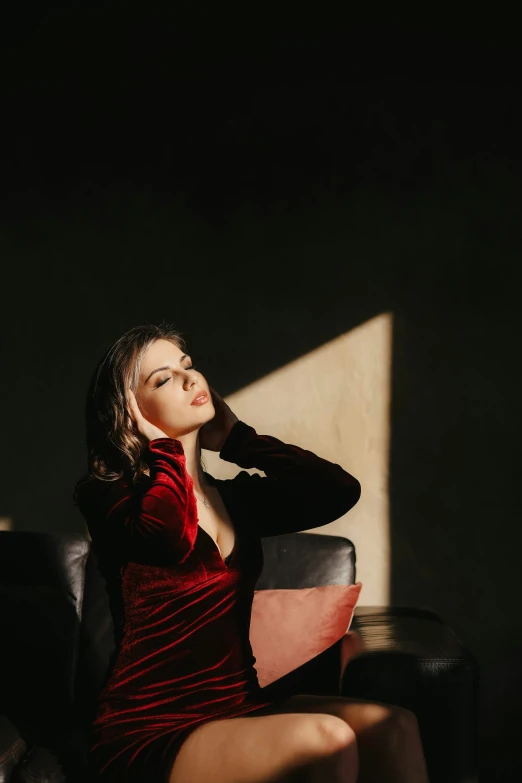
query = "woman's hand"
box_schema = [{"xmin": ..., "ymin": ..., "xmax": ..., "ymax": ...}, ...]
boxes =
[
  {"xmin": 199, "ymin": 386, "xmax": 239, "ymax": 452},
  {"xmin": 127, "ymin": 388, "xmax": 169, "ymax": 442}
]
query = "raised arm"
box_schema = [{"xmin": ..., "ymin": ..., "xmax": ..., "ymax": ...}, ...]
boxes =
[
  {"xmin": 219, "ymin": 420, "xmax": 361, "ymax": 537},
  {"xmin": 76, "ymin": 437, "xmax": 198, "ymax": 564}
]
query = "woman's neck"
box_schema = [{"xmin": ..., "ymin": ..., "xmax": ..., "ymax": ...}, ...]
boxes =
[{"xmin": 177, "ymin": 431, "xmax": 209, "ymax": 494}]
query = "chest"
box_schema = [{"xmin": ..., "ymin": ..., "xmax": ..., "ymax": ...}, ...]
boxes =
[{"xmin": 196, "ymin": 485, "xmax": 237, "ymax": 560}]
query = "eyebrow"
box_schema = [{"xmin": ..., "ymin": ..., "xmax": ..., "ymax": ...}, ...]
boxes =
[{"xmin": 144, "ymin": 354, "xmax": 190, "ymax": 384}]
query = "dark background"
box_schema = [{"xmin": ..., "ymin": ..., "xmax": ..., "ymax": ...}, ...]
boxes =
[{"xmin": 1, "ymin": 4, "xmax": 521, "ymax": 781}]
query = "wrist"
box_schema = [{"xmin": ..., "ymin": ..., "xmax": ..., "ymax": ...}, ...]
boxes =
[
  {"xmin": 219, "ymin": 419, "xmax": 257, "ymax": 462},
  {"xmin": 148, "ymin": 436, "xmax": 184, "ymax": 456},
  {"xmin": 219, "ymin": 418, "xmax": 239, "ymax": 449}
]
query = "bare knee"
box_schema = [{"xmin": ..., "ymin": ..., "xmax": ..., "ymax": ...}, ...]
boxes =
[
  {"xmin": 363, "ymin": 703, "xmax": 421, "ymax": 751},
  {"xmin": 386, "ymin": 705, "xmax": 420, "ymax": 737},
  {"xmin": 263, "ymin": 713, "xmax": 357, "ymax": 783},
  {"xmin": 305, "ymin": 713, "xmax": 356, "ymax": 756},
  {"xmin": 298, "ymin": 717, "xmax": 358, "ymax": 783}
]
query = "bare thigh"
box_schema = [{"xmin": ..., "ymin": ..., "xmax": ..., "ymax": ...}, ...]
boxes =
[
  {"xmin": 264, "ymin": 692, "xmax": 419, "ymax": 734},
  {"xmin": 167, "ymin": 708, "xmax": 356, "ymax": 783},
  {"xmin": 266, "ymin": 693, "xmax": 429, "ymax": 782}
]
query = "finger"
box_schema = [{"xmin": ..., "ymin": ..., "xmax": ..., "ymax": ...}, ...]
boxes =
[{"xmin": 126, "ymin": 389, "xmax": 141, "ymax": 422}]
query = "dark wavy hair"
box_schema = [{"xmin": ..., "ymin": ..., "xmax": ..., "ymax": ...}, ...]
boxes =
[{"xmin": 73, "ymin": 322, "xmax": 206, "ymax": 503}]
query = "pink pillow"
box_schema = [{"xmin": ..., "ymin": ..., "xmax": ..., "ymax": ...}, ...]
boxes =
[{"xmin": 250, "ymin": 582, "xmax": 363, "ymax": 687}]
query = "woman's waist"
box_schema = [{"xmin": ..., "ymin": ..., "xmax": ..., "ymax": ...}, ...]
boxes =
[
  {"xmin": 93, "ymin": 664, "xmax": 263, "ymax": 726},
  {"xmin": 101, "ymin": 638, "xmax": 257, "ymax": 695}
]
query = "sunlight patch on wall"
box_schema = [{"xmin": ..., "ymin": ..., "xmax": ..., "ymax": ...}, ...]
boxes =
[{"xmin": 203, "ymin": 312, "xmax": 393, "ymax": 604}]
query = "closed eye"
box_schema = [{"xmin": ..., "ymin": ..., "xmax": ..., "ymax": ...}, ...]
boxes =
[{"xmin": 155, "ymin": 366, "xmax": 195, "ymax": 388}]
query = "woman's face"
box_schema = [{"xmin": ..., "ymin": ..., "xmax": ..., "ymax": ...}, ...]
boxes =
[{"xmin": 134, "ymin": 338, "xmax": 215, "ymax": 438}]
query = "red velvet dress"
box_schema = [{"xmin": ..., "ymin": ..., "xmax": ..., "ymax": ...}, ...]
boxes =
[{"xmin": 75, "ymin": 420, "xmax": 361, "ymax": 783}]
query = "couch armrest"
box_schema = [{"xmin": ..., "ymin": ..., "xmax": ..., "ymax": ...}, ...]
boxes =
[
  {"xmin": 342, "ymin": 605, "xmax": 477, "ymax": 687},
  {"xmin": 0, "ymin": 716, "xmax": 27, "ymax": 783},
  {"xmin": 341, "ymin": 606, "xmax": 480, "ymax": 783}
]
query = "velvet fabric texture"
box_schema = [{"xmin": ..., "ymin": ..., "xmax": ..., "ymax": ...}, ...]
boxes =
[
  {"xmin": 75, "ymin": 420, "xmax": 361, "ymax": 783},
  {"xmin": 250, "ymin": 582, "xmax": 363, "ymax": 688}
]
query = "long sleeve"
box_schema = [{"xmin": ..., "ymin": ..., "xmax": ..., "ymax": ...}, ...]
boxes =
[
  {"xmin": 76, "ymin": 437, "xmax": 198, "ymax": 564},
  {"xmin": 219, "ymin": 420, "xmax": 361, "ymax": 537}
]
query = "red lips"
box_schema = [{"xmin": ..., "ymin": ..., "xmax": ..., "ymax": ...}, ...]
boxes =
[{"xmin": 191, "ymin": 390, "xmax": 209, "ymax": 405}]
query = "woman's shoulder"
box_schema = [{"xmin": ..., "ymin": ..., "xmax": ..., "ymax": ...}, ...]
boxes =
[{"xmin": 74, "ymin": 469, "xmax": 136, "ymax": 510}]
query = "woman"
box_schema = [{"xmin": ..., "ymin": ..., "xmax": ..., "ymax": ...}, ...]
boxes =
[{"xmin": 74, "ymin": 323, "xmax": 430, "ymax": 783}]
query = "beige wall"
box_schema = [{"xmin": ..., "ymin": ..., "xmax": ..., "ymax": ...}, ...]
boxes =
[{"xmin": 204, "ymin": 312, "xmax": 393, "ymax": 605}]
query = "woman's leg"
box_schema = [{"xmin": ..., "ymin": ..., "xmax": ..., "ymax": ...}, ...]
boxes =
[
  {"xmin": 167, "ymin": 709, "xmax": 358, "ymax": 783},
  {"xmin": 269, "ymin": 693, "xmax": 430, "ymax": 783}
]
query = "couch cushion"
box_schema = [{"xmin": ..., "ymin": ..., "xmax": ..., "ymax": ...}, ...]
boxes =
[
  {"xmin": 251, "ymin": 582, "xmax": 363, "ymax": 687},
  {"xmin": 0, "ymin": 532, "xmax": 89, "ymax": 741}
]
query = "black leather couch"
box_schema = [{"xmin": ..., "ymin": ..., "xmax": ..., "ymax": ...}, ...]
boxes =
[{"xmin": 0, "ymin": 530, "xmax": 479, "ymax": 782}]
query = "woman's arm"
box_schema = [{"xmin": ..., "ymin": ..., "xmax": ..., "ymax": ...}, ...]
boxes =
[
  {"xmin": 77, "ymin": 437, "xmax": 198, "ymax": 563},
  {"xmin": 219, "ymin": 420, "xmax": 361, "ymax": 536}
]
